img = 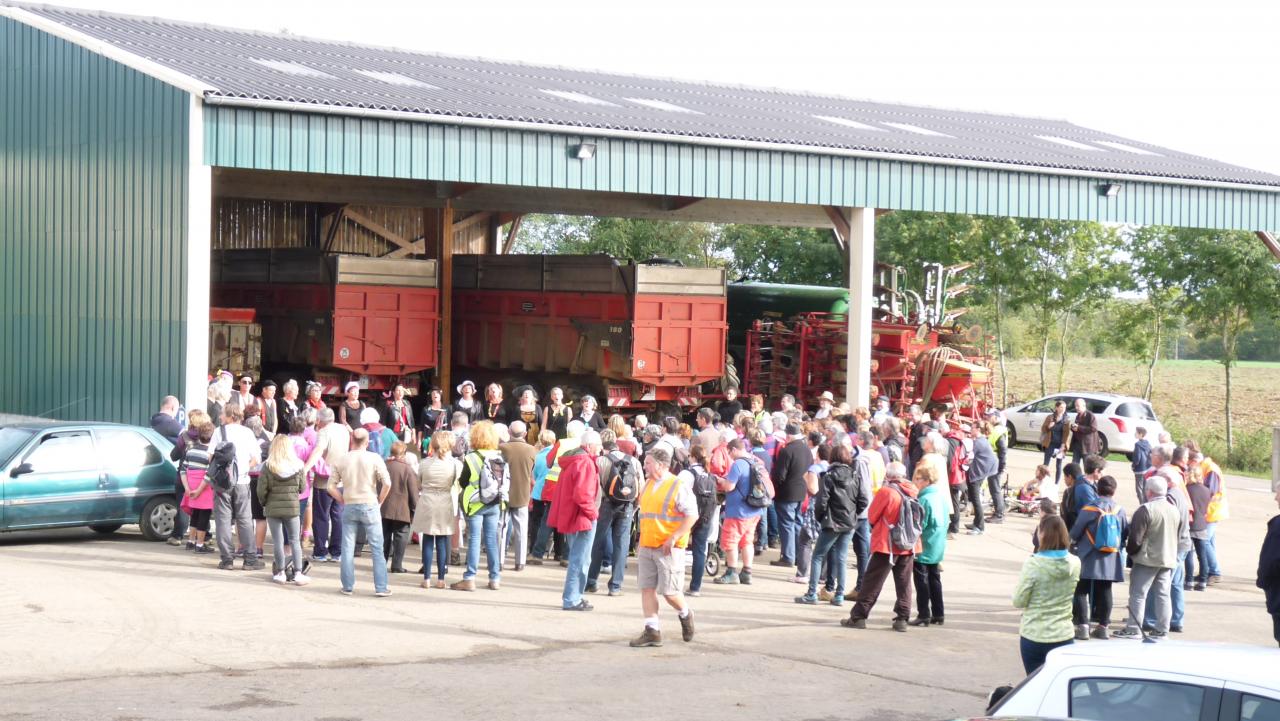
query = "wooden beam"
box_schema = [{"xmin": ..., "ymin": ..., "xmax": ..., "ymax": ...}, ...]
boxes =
[
  {"xmin": 1257, "ymin": 231, "xmax": 1280, "ymax": 262},
  {"xmin": 824, "ymin": 206, "xmax": 850, "ymax": 248},
  {"xmin": 438, "ymin": 201, "xmax": 455, "ymax": 403},
  {"xmin": 501, "ymin": 214, "xmax": 525, "ymax": 254},
  {"xmin": 663, "ymin": 196, "xmax": 703, "ymax": 211},
  {"xmin": 321, "ymin": 206, "xmax": 346, "ymax": 254},
  {"xmin": 213, "ymin": 168, "xmax": 445, "ymax": 207}
]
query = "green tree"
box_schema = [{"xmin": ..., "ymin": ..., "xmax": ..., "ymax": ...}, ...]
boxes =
[
  {"xmin": 1103, "ymin": 226, "xmax": 1185, "ymax": 400},
  {"xmin": 512, "ymin": 215, "xmax": 726, "ymax": 267},
  {"xmin": 719, "ymin": 224, "xmax": 842, "ymax": 284},
  {"xmin": 1173, "ymin": 229, "xmax": 1280, "ymax": 448}
]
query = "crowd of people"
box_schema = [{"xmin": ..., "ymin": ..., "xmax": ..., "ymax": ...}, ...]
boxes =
[{"xmin": 145, "ymin": 371, "xmax": 1277, "ymax": 660}]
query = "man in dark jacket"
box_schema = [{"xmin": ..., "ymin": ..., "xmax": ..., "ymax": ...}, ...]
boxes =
[
  {"xmin": 1069, "ymin": 398, "xmax": 1100, "ymax": 464},
  {"xmin": 150, "ymin": 396, "xmax": 182, "ymax": 444},
  {"xmin": 964, "ymin": 426, "xmax": 998, "ymax": 536},
  {"xmin": 1259, "ymin": 486, "xmax": 1280, "ymax": 647},
  {"xmin": 770, "ymin": 423, "xmax": 810, "ymax": 567}
]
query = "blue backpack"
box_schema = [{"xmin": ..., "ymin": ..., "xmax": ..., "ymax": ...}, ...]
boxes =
[{"xmin": 1085, "ymin": 504, "xmax": 1122, "ymax": 553}]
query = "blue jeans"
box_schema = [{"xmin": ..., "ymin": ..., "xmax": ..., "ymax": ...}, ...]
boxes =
[
  {"xmin": 776, "ymin": 502, "xmax": 800, "ymax": 564},
  {"xmin": 1204, "ymin": 523, "xmax": 1221, "ymax": 576},
  {"xmin": 688, "ymin": 515, "xmax": 713, "ymax": 592},
  {"xmin": 1020, "ymin": 636, "xmax": 1072, "ymax": 674},
  {"xmin": 464, "ymin": 505, "xmax": 502, "ymax": 581},
  {"xmin": 766, "ymin": 504, "xmax": 780, "ymax": 544},
  {"xmin": 1146, "ymin": 549, "xmax": 1188, "ymax": 627},
  {"xmin": 852, "ymin": 519, "xmax": 871, "ymax": 592},
  {"xmin": 588, "ymin": 501, "xmax": 634, "ymax": 592},
  {"xmin": 340, "ymin": 503, "xmax": 388, "ymax": 594},
  {"xmin": 806, "ymin": 529, "xmax": 853, "ymax": 599},
  {"xmin": 420, "ymin": 534, "xmax": 449, "ymax": 581},
  {"xmin": 562, "ymin": 524, "xmax": 597, "ymax": 608}
]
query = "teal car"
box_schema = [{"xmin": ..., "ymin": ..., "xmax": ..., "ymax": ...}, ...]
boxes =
[{"xmin": 0, "ymin": 421, "xmax": 180, "ymax": 540}]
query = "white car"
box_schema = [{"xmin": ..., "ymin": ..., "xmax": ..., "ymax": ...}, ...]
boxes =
[
  {"xmin": 1002, "ymin": 392, "xmax": 1164, "ymax": 459},
  {"xmin": 988, "ymin": 641, "xmax": 1280, "ymax": 721}
]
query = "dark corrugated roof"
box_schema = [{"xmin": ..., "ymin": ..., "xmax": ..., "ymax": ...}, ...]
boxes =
[{"xmin": 11, "ymin": 2, "xmax": 1280, "ymax": 188}]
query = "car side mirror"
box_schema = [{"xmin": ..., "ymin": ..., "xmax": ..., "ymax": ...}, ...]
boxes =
[{"xmin": 9, "ymin": 463, "xmax": 33, "ymax": 478}]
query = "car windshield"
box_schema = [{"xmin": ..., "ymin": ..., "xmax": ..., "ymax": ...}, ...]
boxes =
[{"xmin": 0, "ymin": 427, "xmax": 36, "ymax": 466}]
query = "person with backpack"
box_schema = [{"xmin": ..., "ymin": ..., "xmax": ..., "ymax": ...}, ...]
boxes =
[
  {"xmin": 841, "ymin": 462, "xmax": 920, "ymax": 632},
  {"xmin": 795, "ymin": 444, "xmax": 863, "ymax": 606},
  {"xmin": 1068, "ymin": 475, "xmax": 1127, "ymax": 640},
  {"xmin": 712, "ymin": 439, "xmax": 770, "ymax": 586},
  {"xmin": 329, "ymin": 427, "xmax": 392, "ymax": 597},
  {"xmin": 257, "ymin": 434, "xmax": 310, "ymax": 586},
  {"xmin": 908, "ymin": 464, "xmax": 947, "ymax": 626},
  {"xmin": 550, "ymin": 430, "xmax": 601, "ymax": 610},
  {"xmin": 453, "ymin": 421, "xmax": 510, "ymax": 592},
  {"xmin": 1013, "ymin": 515, "xmax": 1081, "ymax": 673},
  {"xmin": 360, "ymin": 407, "xmax": 398, "ymax": 460},
  {"xmin": 683, "ymin": 445, "xmax": 718, "ymax": 595},
  {"xmin": 211, "ymin": 405, "xmax": 264, "ymax": 572},
  {"xmin": 587, "ymin": 431, "xmax": 640, "ymax": 597}
]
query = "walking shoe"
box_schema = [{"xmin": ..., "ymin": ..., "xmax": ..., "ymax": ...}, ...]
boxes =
[
  {"xmin": 932, "ymin": 616, "xmax": 944, "ymax": 626},
  {"xmin": 217, "ymin": 559, "xmax": 235, "ymax": 570},
  {"xmin": 988, "ymin": 516, "xmax": 1004, "ymax": 524},
  {"xmin": 843, "ymin": 589, "xmax": 859, "ymax": 601},
  {"xmin": 608, "ymin": 589, "xmax": 625, "ymax": 597},
  {"xmin": 795, "ymin": 594, "xmax": 819, "ymax": 605},
  {"xmin": 1074, "ymin": 624, "xmax": 1090, "ymax": 641},
  {"xmin": 840, "ymin": 617, "xmax": 866, "ymax": 629},
  {"xmin": 686, "ymin": 590, "xmax": 701, "ymax": 597},
  {"xmin": 166, "ymin": 537, "xmax": 183, "ymax": 547},
  {"xmin": 713, "ymin": 569, "xmax": 739, "ymax": 585},
  {"xmin": 390, "ymin": 567, "xmax": 409, "ymax": 574},
  {"xmin": 789, "ymin": 575, "xmax": 809, "ymax": 584},
  {"xmin": 1207, "ymin": 574, "xmax": 1222, "ymax": 585},
  {"xmin": 301, "ymin": 560, "xmax": 312, "ymax": 575},
  {"xmin": 1193, "ymin": 581, "xmax": 1206, "ymax": 591},
  {"xmin": 738, "ymin": 569, "xmax": 752, "ymax": 585},
  {"xmin": 450, "ymin": 579, "xmax": 476, "ymax": 592},
  {"xmin": 629, "ymin": 627, "xmax": 663, "ymax": 647},
  {"xmin": 892, "ymin": 618, "xmax": 908, "ymax": 632},
  {"xmin": 829, "ymin": 596, "xmax": 843, "ymax": 607},
  {"xmin": 1169, "ymin": 624, "xmax": 1183, "ymax": 633},
  {"xmin": 679, "ymin": 609, "xmax": 695, "ymax": 642},
  {"xmin": 325, "ymin": 555, "xmax": 339, "ymax": 563},
  {"xmin": 513, "ymin": 564, "xmax": 525, "ymax": 572},
  {"xmin": 195, "ymin": 545, "xmax": 213, "ymax": 554},
  {"xmin": 1182, "ymin": 583, "xmax": 1192, "ymax": 591},
  {"xmin": 1113, "ymin": 627, "xmax": 1141, "ymax": 639},
  {"xmin": 965, "ymin": 528, "xmax": 984, "ymax": 536},
  {"xmin": 908, "ymin": 617, "xmax": 931, "ymax": 627},
  {"xmin": 184, "ymin": 541, "xmax": 195, "ymax": 551},
  {"xmin": 818, "ymin": 587, "xmax": 834, "ymax": 602},
  {"xmin": 340, "ymin": 588, "xmax": 353, "ymax": 596},
  {"xmin": 769, "ymin": 559, "xmax": 794, "ymax": 568},
  {"xmin": 528, "ymin": 558, "xmax": 544, "ymax": 566},
  {"xmin": 965, "ymin": 523, "xmax": 978, "ymax": 530},
  {"xmin": 1090, "ymin": 625, "xmax": 1110, "ymax": 640},
  {"xmin": 563, "ymin": 600, "xmax": 593, "ymax": 611},
  {"xmin": 242, "ymin": 560, "xmax": 265, "ymax": 571},
  {"xmin": 375, "ymin": 590, "xmax": 392, "ymax": 597},
  {"xmin": 1149, "ymin": 630, "xmax": 1168, "ymax": 638},
  {"xmin": 585, "ymin": 584, "xmax": 598, "ymax": 594},
  {"xmin": 559, "ymin": 559, "xmax": 569, "ymax": 568},
  {"xmin": 487, "ymin": 580, "xmax": 500, "ymax": 591},
  {"xmin": 434, "ymin": 580, "xmax": 446, "ymax": 589},
  {"xmin": 420, "ymin": 579, "xmax": 433, "ymax": 589},
  {"xmin": 293, "ymin": 573, "xmax": 310, "ymax": 587}
]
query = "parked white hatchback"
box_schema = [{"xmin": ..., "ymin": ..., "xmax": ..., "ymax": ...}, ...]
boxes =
[
  {"xmin": 1001, "ymin": 391, "xmax": 1165, "ymax": 459},
  {"xmin": 988, "ymin": 641, "xmax": 1279, "ymax": 720}
]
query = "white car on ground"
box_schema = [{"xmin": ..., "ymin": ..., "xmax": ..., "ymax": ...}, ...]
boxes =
[
  {"xmin": 1001, "ymin": 391, "xmax": 1165, "ymax": 459},
  {"xmin": 987, "ymin": 641, "xmax": 1280, "ymax": 721}
]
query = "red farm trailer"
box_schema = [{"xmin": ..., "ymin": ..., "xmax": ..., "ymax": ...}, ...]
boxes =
[
  {"xmin": 212, "ymin": 249, "xmax": 440, "ymax": 396},
  {"xmin": 451, "ymin": 255, "xmax": 727, "ymax": 411}
]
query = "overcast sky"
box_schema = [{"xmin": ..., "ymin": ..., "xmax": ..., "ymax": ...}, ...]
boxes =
[{"xmin": 38, "ymin": 0, "xmax": 1280, "ymax": 176}]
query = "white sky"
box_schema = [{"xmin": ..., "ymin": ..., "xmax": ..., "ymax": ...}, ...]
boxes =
[{"xmin": 38, "ymin": 0, "xmax": 1280, "ymax": 176}]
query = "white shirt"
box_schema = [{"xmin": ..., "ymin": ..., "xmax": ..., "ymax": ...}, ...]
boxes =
[{"xmin": 218, "ymin": 422, "xmax": 259, "ymax": 485}]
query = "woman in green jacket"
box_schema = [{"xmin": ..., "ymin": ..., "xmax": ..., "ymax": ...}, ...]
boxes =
[
  {"xmin": 910, "ymin": 464, "xmax": 949, "ymax": 626},
  {"xmin": 1013, "ymin": 515, "xmax": 1081, "ymax": 674},
  {"xmin": 257, "ymin": 434, "xmax": 308, "ymax": 586}
]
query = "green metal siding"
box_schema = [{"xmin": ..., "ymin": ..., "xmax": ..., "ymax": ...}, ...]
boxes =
[
  {"xmin": 204, "ymin": 106, "xmax": 1280, "ymax": 233},
  {"xmin": 1, "ymin": 19, "xmax": 190, "ymax": 423}
]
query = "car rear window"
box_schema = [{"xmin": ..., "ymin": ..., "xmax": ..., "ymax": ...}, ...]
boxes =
[
  {"xmin": 1070, "ymin": 678, "xmax": 1205, "ymax": 721},
  {"xmin": 0, "ymin": 427, "xmax": 35, "ymax": 466},
  {"xmin": 1116, "ymin": 402, "xmax": 1158, "ymax": 421}
]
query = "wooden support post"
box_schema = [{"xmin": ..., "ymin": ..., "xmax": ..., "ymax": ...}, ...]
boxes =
[
  {"xmin": 845, "ymin": 207, "xmax": 875, "ymax": 408},
  {"xmin": 501, "ymin": 215, "xmax": 524, "ymax": 254},
  {"xmin": 438, "ymin": 201, "xmax": 455, "ymax": 403},
  {"xmin": 1256, "ymin": 231, "xmax": 1280, "ymax": 262}
]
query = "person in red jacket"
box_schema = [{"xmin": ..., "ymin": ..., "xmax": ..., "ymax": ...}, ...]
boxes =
[
  {"xmin": 550, "ymin": 430, "xmax": 603, "ymax": 611},
  {"xmin": 843, "ymin": 461, "xmax": 920, "ymax": 632}
]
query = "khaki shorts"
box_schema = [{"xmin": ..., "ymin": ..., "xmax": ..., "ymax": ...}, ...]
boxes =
[{"xmin": 637, "ymin": 545, "xmax": 686, "ymax": 596}]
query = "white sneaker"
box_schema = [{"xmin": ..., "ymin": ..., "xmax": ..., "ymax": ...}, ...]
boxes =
[
  {"xmin": 292, "ymin": 573, "xmax": 311, "ymax": 586},
  {"xmin": 375, "ymin": 590, "xmax": 393, "ymax": 597},
  {"xmin": 271, "ymin": 572, "xmax": 287, "ymax": 584}
]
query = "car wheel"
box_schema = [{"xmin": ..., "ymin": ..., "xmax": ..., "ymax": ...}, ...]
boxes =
[
  {"xmin": 1098, "ymin": 434, "xmax": 1110, "ymax": 458},
  {"xmin": 89, "ymin": 523, "xmax": 123, "ymax": 534},
  {"xmin": 140, "ymin": 496, "xmax": 177, "ymax": 541},
  {"xmin": 1005, "ymin": 423, "xmax": 1018, "ymax": 447}
]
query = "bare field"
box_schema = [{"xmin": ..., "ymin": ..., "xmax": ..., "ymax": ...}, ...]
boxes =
[{"xmin": 995, "ymin": 358, "xmax": 1280, "ymax": 440}]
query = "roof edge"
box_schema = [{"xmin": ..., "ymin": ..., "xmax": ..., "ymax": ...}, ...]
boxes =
[
  {"xmin": 0, "ymin": 4, "xmax": 213, "ymax": 96},
  {"xmin": 203, "ymin": 95, "xmax": 1280, "ymax": 195}
]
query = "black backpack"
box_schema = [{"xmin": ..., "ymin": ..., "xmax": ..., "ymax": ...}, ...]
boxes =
[
  {"xmin": 744, "ymin": 456, "xmax": 772, "ymax": 509},
  {"xmin": 689, "ymin": 462, "xmax": 718, "ymax": 529},
  {"xmin": 205, "ymin": 426, "xmax": 238, "ymax": 492},
  {"xmin": 605, "ymin": 451, "xmax": 640, "ymax": 504}
]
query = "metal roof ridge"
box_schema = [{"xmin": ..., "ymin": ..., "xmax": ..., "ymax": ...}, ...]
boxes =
[{"xmin": 7, "ymin": 1, "xmax": 1086, "ymax": 126}]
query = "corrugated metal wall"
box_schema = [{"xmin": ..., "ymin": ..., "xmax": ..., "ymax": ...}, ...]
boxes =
[
  {"xmin": 0, "ymin": 19, "xmax": 190, "ymax": 423},
  {"xmin": 203, "ymin": 106, "xmax": 1280, "ymax": 233}
]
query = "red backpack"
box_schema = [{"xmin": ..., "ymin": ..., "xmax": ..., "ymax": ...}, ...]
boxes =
[{"xmin": 945, "ymin": 433, "xmax": 969, "ymax": 487}]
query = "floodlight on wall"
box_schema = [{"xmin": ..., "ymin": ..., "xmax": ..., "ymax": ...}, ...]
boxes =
[
  {"xmin": 571, "ymin": 143, "xmax": 597, "ymax": 160},
  {"xmin": 1098, "ymin": 182, "xmax": 1122, "ymax": 198}
]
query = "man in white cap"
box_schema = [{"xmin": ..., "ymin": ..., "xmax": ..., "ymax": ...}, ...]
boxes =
[{"xmin": 815, "ymin": 391, "xmax": 836, "ymax": 420}]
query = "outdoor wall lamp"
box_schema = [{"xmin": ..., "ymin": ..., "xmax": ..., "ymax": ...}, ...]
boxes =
[
  {"xmin": 572, "ymin": 143, "xmax": 597, "ymax": 160},
  {"xmin": 1099, "ymin": 182, "xmax": 1122, "ymax": 198}
]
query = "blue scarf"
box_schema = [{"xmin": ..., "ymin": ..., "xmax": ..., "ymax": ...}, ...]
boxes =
[{"xmin": 1036, "ymin": 549, "xmax": 1068, "ymax": 559}]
